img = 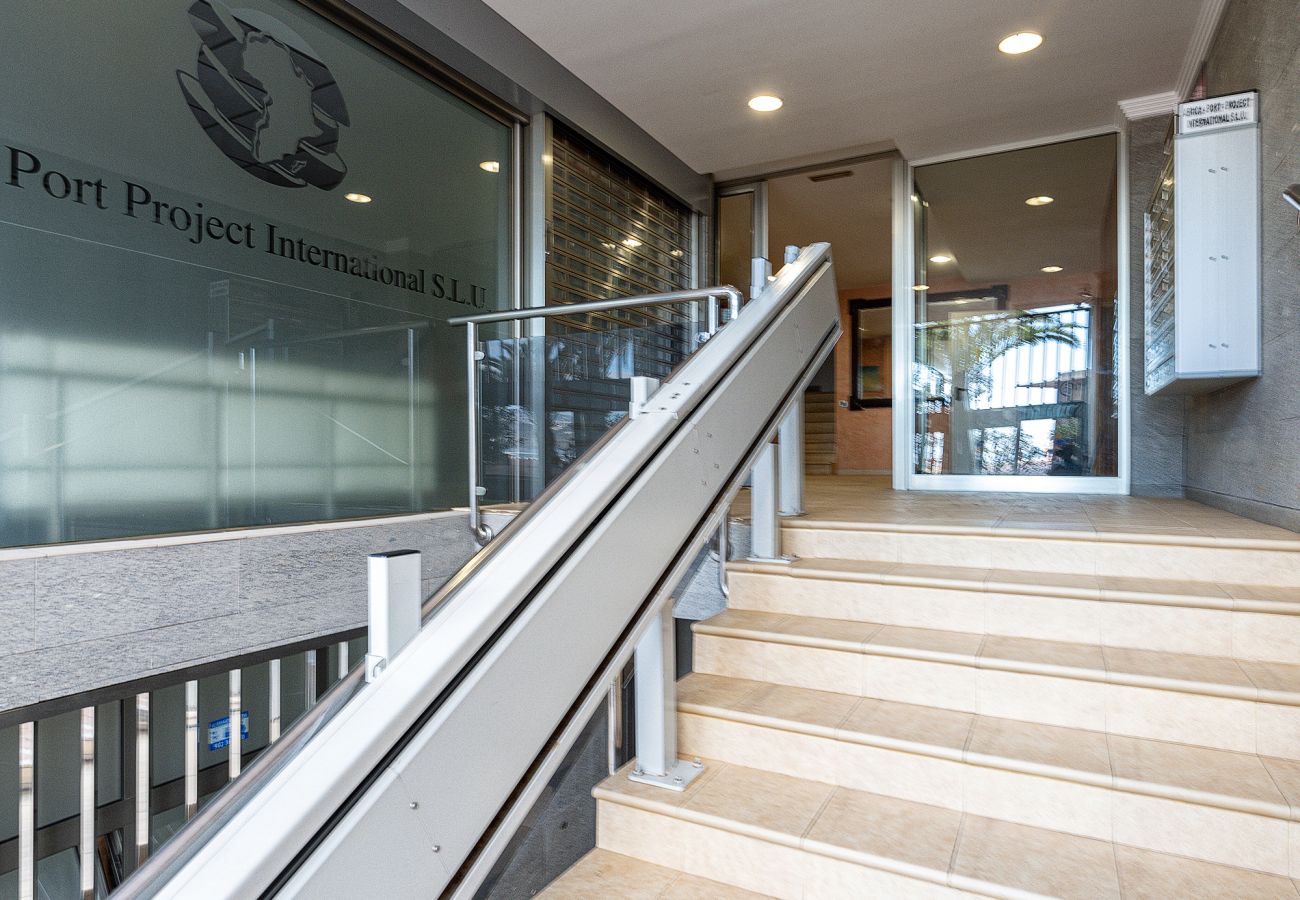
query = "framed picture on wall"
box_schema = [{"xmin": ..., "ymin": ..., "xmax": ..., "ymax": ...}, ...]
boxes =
[{"xmin": 848, "ymin": 297, "xmax": 892, "ymax": 409}]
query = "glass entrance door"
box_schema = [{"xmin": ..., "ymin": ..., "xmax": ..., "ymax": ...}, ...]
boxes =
[{"xmin": 908, "ymin": 134, "xmax": 1123, "ymax": 491}]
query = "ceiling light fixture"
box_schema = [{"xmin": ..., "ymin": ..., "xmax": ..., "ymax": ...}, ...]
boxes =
[
  {"xmin": 344, "ymin": 192, "xmax": 372, "ymax": 204},
  {"xmin": 622, "ymin": 237, "xmax": 642, "ymax": 248},
  {"xmin": 670, "ymin": 249, "xmax": 685, "ymax": 257},
  {"xmin": 999, "ymin": 32, "xmax": 1043, "ymax": 54},
  {"xmin": 1041, "ymin": 265, "xmax": 1064, "ymax": 273},
  {"xmin": 1025, "ymin": 195, "xmax": 1054, "ymax": 206},
  {"xmin": 929, "ymin": 254, "xmax": 953, "ymax": 264},
  {"xmin": 747, "ymin": 94, "xmax": 783, "ymax": 112},
  {"xmin": 912, "ymin": 284, "xmax": 930, "ymax": 291},
  {"xmin": 479, "ymin": 161, "xmax": 500, "ymax": 173}
]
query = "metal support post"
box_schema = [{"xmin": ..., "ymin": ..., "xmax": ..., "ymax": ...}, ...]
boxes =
[
  {"xmin": 18, "ymin": 721, "xmax": 34, "ymax": 900},
  {"xmin": 628, "ymin": 376, "xmax": 661, "ymax": 419},
  {"xmin": 778, "ymin": 395, "xmax": 805, "ymax": 516},
  {"xmin": 184, "ymin": 681, "xmax": 198, "ymax": 819},
  {"xmin": 629, "ymin": 601, "xmax": 703, "ymax": 792},
  {"xmin": 749, "ymin": 439, "xmax": 786, "ymax": 562},
  {"xmin": 134, "ymin": 693, "xmax": 150, "ymax": 867},
  {"xmin": 79, "ymin": 707, "xmax": 95, "ymax": 900},
  {"xmin": 365, "ymin": 550, "xmax": 423, "ymax": 682},
  {"xmin": 228, "ymin": 669, "xmax": 241, "ymax": 780},
  {"xmin": 606, "ymin": 674, "xmax": 621, "ymax": 776},
  {"xmin": 750, "ymin": 256, "xmax": 772, "ymax": 300}
]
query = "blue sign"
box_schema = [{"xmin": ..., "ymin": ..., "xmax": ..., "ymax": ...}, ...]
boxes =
[{"xmin": 207, "ymin": 711, "xmax": 250, "ymax": 751}]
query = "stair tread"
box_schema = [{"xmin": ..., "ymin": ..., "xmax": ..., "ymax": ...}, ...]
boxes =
[
  {"xmin": 693, "ymin": 610, "xmax": 1300, "ymax": 703},
  {"xmin": 678, "ymin": 673, "xmax": 1300, "ymax": 820},
  {"xmin": 541, "ymin": 848, "xmax": 774, "ymax": 898},
  {"xmin": 730, "ymin": 555, "xmax": 1300, "ymax": 614},
  {"xmin": 596, "ymin": 760, "xmax": 1297, "ymax": 898}
]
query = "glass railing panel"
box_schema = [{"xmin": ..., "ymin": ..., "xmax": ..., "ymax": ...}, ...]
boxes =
[{"xmin": 478, "ymin": 319, "xmax": 709, "ymax": 508}]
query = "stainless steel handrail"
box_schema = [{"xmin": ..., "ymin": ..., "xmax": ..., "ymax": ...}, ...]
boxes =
[{"xmin": 450, "ymin": 286, "xmax": 744, "ymax": 543}]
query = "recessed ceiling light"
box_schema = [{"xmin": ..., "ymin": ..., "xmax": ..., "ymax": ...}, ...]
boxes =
[
  {"xmin": 479, "ymin": 160, "xmax": 500, "ymax": 173},
  {"xmin": 748, "ymin": 94, "xmax": 783, "ymax": 112},
  {"xmin": 1163, "ymin": 178, "xmax": 1174, "ymax": 187},
  {"xmin": 999, "ymin": 32, "xmax": 1043, "ymax": 54},
  {"xmin": 344, "ymin": 192, "xmax": 372, "ymax": 204},
  {"xmin": 622, "ymin": 237, "xmax": 642, "ymax": 248},
  {"xmin": 912, "ymin": 284, "xmax": 930, "ymax": 291},
  {"xmin": 1025, "ymin": 195, "xmax": 1054, "ymax": 206},
  {"xmin": 1041, "ymin": 265, "xmax": 1064, "ymax": 273},
  {"xmin": 929, "ymin": 254, "xmax": 953, "ymax": 264},
  {"xmin": 670, "ymin": 249, "xmax": 685, "ymax": 257}
]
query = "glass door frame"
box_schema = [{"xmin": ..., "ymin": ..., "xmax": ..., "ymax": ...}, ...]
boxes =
[
  {"xmin": 714, "ymin": 181, "xmax": 769, "ymax": 299},
  {"xmin": 891, "ymin": 129, "xmax": 1132, "ymax": 495}
]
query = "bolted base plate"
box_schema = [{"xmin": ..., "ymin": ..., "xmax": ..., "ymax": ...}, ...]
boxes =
[
  {"xmin": 745, "ymin": 555, "xmax": 797, "ymax": 566},
  {"xmin": 628, "ymin": 758, "xmax": 706, "ymax": 792}
]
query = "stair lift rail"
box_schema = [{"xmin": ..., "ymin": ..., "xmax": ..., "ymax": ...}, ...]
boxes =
[
  {"xmin": 450, "ymin": 286, "xmax": 744, "ymax": 544},
  {"xmin": 123, "ymin": 244, "xmax": 839, "ymax": 900}
]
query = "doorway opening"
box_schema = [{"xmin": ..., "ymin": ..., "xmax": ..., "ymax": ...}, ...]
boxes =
[{"xmin": 718, "ymin": 157, "xmax": 897, "ymax": 479}]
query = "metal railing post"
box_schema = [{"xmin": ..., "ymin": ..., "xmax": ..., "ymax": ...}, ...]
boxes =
[
  {"xmin": 365, "ymin": 550, "xmax": 423, "ymax": 682},
  {"xmin": 749, "ymin": 439, "xmax": 784, "ymax": 561},
  {"xmin": 18, "ymin": 721, "xmax": 34, "ymax": 900},
  {"xmin": 629, "ymin": 601, "xmax": 702, "ymax": 792},
  {"xmin": 134, "ymin": 693, "xmax": 150, "ymax": 867},
  {"xmin": 466, "ymin": 321, "xmax": 492, "ymax": 544},
  {"xmin": 79, "ymin": 707, "xmax": 95, "ymax": 900},
  {"xmin": 228, "ymin": 670, "xmax": 242, "ymax": 780},
  {"xmin": 778, "ymin": 394, "xmax": 805, "ymax": 516}
]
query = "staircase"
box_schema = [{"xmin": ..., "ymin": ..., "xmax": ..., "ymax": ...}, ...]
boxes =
[
  {"xmin": 803, "ymin": 392, "xmax": 836, "ymax": 475},
  {"xmin": 548, "ymin": 503, "xmax": 1300, "ymax": 898}
]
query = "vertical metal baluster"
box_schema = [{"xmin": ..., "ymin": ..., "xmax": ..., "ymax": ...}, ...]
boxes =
[
  {"xmin": 305, "ymin": 650, "xmax": 318, "ymax": 709},
  {"xmin": 134, "ymin": 693, "xmax": 150, "ymax": 866},
  {"xmin": 79, "ymin": 707, "xmax": 95, "ymax": 900},
  {"xmin": 606, "ymin": 674, "xmax": 621, "ymax": 776},
  {"xmin": 184, "ymin": 681, "xmax": 198, "ymax": 820},
  {"xmin": 337, "ymin": 641, "xmax": 349, "ymax": 680},
  {"xmin": 18, "ymin": 721, "xmax": 34, "ymax": 900},
  {"xmin": 269, "ymin": 659, "xmax": 282, "ymax": 743},
  {"xmin": 228, "ymin": 669, "xmax": 242, "ymax": 780}
]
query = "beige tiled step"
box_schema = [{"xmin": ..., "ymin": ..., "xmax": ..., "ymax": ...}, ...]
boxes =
[
  {"xmin": 677, "ymin": 673, "xmax": 1300, "ymax": 876},
  {"xmin": 805, "ymin": 451, "xmax": 836, "ymax": 465},
  {"xmin": 806, "ymin": 464, "xmax": 833, "ymax": 476},
  {"xmin": 595, "ymin": 760, "xmax": 1299, "ymax": 899},
  {"xmin": 726, "ymin": 557, "xmax": 1300, "ymax": 662},
  {"xmin": 692, "ymin": 611, "xmax": 1300, "ymax": 758},
  {"xmin": 781, "ymin": 519, "xmax": 1300, "ymax": 586},
  {"xmin": 540, "ymin": 848, "xmax": 774, "ymax": 898},
  {"xmin": 804, "ymin": 421, "xmax": 835, "ymax": 436}
]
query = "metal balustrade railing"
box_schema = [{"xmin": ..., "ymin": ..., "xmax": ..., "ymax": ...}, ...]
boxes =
[{"xmin": 1, "ymin": 635, "xmax": 365, "ymax": 900}]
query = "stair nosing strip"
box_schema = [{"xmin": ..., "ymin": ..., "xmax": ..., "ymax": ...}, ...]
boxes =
[{"xmin": 678, "ymin": 699, "xmax": 1296, "ymax": 821}]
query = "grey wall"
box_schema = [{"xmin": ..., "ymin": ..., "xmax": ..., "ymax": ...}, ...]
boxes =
[
  {"xmin": 0, "ymin": 513, "xmax": 477, "ymax": 718},
  {"xmin": 1127, "ymin": 115, "xmax": 1188, "ymax": 497},
  {"xmin": 1184, "ymin": 0, "xmax": 1300, "ymax": 529}
]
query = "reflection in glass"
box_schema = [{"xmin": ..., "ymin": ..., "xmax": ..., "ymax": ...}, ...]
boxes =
[{"xmin": 912, "ymin": 135, "xmax": 1119, "ymax": 477}]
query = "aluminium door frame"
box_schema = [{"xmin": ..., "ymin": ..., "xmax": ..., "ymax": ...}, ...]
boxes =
[{"xmin": 896, "ymin": 126, "xmax": 1132, "ymax": 495}]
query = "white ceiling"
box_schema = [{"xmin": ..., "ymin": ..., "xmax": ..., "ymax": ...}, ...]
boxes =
[
  {"xmin": 915, "ymin": 134, "xmax": 1118, "ymax": 284},
  {"xmin": 481, "ymin": 0, "xmax": 1202, "ymax": 173},
  {"xmin": 767, "ymin": 160, "xmax": 893, "ymax": 289}
]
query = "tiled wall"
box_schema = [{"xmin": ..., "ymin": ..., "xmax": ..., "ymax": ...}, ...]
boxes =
[
  {"xmin": 1126, "ymin": 115, "xmax": 1188, "ymax": 497},
  {"xmin": 0, "ymin": 512, "xmax": 478, "ymax": 716},
  {"xmin": 1184, "ymin": 0, "xmax": 1300, "ymax": 530}
]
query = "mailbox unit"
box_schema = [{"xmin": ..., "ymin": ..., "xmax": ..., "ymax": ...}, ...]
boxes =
[{"xmin": 1144, "ymin": 91, "xmax": 1261, "ymax": 395}]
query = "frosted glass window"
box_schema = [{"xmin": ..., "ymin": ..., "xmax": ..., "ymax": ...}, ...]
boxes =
[{"xmin": 0, "ymin": 1, "xmax": 513, "ymax": 546}]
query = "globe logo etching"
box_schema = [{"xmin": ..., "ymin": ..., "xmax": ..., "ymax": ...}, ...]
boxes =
[{"xmin": 177, "ymin": 1, "xmax": 350, "ymax": 189}]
